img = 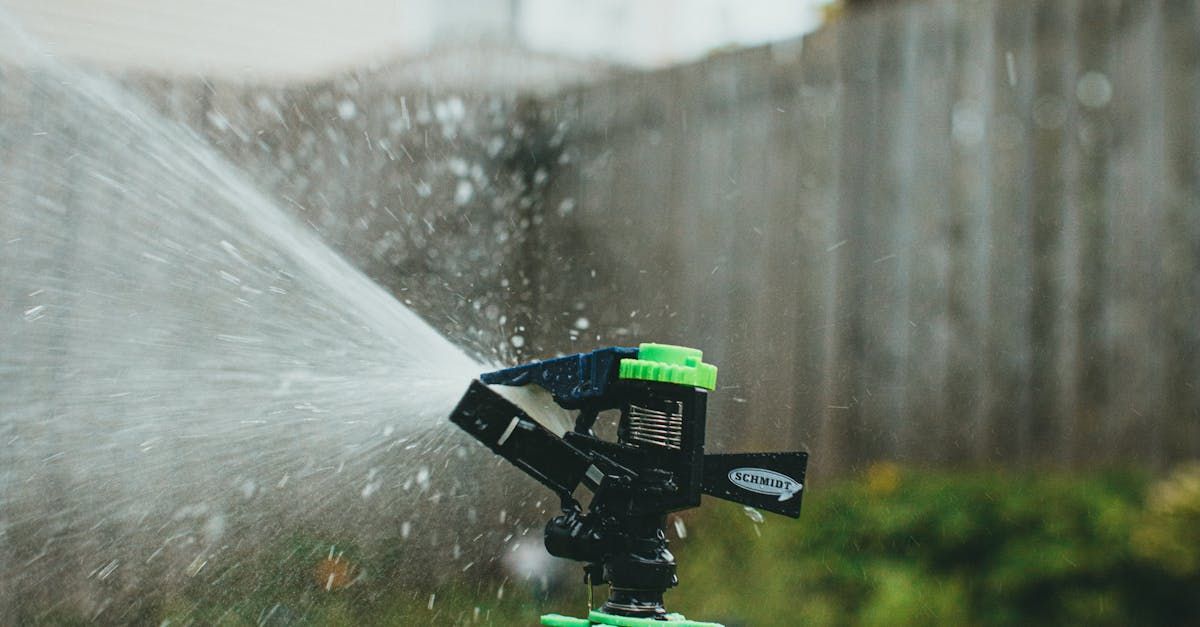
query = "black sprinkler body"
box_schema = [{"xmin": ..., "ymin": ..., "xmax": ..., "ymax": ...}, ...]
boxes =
[{"xmin": 450, "ymin": 343, "xmax": 807, "ymax": 622}]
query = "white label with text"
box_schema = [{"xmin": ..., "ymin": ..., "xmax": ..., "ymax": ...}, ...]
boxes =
[{"xmin": 728, "ymin": 467, "xmax": 803, "ymax": 502}]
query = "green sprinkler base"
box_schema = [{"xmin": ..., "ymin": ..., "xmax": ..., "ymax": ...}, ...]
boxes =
[{"xmin": 541, "ymin": 611, "xmax": 724, "ymax": 627}]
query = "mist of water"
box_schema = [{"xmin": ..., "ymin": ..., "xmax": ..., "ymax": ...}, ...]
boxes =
[{"xmin": 0, "ymin": 14, "xmax": 550, "ymax": 621}]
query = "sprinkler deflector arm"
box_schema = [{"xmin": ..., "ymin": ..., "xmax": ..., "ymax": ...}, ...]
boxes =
[
  {"xmin": 453, "ymin": 380, "xmax": 593, "ymax": 499},
  {"xmin": 449, "ymin": 343, "xmax": 808, "ymax": 622}
]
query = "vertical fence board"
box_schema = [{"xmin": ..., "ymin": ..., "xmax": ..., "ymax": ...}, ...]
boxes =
[
  {"xmin": 903, "ymin": 0, "xmax": 956, "ymax": 465},
  {"xmin": 1161, "ymin": 0, "xmax": 1200, "ymax": 460}
]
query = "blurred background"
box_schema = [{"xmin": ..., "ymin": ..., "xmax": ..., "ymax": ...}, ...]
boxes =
[{"xmin": 1, "ymin": 0, "xmax": 1198, "ymax": 625}]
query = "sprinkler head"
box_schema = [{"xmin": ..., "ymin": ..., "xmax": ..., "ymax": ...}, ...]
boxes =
[{"xmin": 450, "ymin": 343, "xmax": 807, "ymax": 621}]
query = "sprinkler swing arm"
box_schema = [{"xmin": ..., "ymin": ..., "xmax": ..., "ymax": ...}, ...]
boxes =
[{"xmin": 449, "ymin": 343, "xmax": 808, "ymax": 625}]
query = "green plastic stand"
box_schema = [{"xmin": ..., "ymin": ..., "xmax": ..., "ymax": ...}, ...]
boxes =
[{"xmin": 541, "ymin": 611, "xmax": 724, "ymax": 626}]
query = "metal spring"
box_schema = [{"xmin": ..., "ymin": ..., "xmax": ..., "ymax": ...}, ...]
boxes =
[{"xmin": 626, "ymin": 401, "xmax": 683, "ymax": 450}]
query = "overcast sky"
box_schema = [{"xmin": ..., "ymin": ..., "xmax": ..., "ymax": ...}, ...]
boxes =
[
  {"xmin": 520, "ymin": 0, "xmax": 829, "ymax": 67},
  {"xmin": 0, "ymin": 0, "xmax": 830, "ymax": 80}
]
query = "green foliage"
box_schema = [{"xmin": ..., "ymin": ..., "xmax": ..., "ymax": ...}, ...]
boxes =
[
  {"xmin": 152, "ymin": 532, "xmax": 550, "ymax": 626},
  {"xmin": 671, "ymin": 465, "xmax": 1200, "ymax": 627},
  {"xmin": 1132, "ymin": 462, "xmax": 1200, "ymax": 577},
  {"xmin": 46, "ymin": 466, "xmax": 1200, "ymax": 626}
]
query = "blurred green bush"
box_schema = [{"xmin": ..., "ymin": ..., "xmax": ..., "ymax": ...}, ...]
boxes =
[
  {"xmin": 1132, "ymin": 462, "xmax": 1200, "ymax": 579},
  {"xmin": 147, "ymin": 465, "xmax": 1200, "ymax": 626},
  {"xmin": 672, "ymin": 463, "xmax": 1200, "ymax": 627}
]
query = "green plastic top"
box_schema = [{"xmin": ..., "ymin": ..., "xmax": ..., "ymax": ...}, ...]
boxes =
[
  {"xmin": 541, "ymin": 611, "xmax": 724, "ymax": 627},
  {"xmin": 617, "ymin": 343, "xmax": 718, "ymax": 391}
]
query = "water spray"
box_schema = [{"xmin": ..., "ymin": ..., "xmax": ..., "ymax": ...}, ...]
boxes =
[{"xmin": 450, "ymin": 343, "xmax": 808, "ymax": 626}]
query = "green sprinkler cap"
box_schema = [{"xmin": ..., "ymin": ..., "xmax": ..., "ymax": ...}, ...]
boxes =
[{"xmin": 618, "ymin": 343, "xmax": 718, "ymax": 391}]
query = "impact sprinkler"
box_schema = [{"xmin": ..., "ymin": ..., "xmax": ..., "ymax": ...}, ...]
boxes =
[{"xmin": 450, "ymin": 343, "xmax": 808, "ymax": 626}]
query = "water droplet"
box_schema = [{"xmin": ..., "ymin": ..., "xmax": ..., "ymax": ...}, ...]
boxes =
[
  {"xmin": 951, "ymin": 100, "xmax": 984, "ymax": 147},
  {"xmin": 1076, "ymin": 71, "xmax": 1112, "ymax": 109},
  {"xmin": 454, "ymin": 180, "xmax": 474, "ymax": 206}
]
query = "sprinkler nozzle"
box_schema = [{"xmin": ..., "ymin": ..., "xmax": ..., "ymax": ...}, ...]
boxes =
[{"xmin": 450, "ymin": 343, "xmax": 808, "ymax": 621}]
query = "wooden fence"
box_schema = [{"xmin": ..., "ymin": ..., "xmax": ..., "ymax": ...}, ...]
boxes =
[
  {"xmin": 532, "ymin": 0, "xmax": 1200, "ymax": 475},
  {"xmin": 4, "ymin": 0, "xmax": 1197, "ymax": 480}
]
